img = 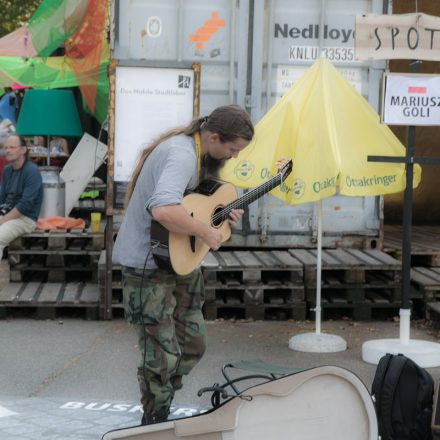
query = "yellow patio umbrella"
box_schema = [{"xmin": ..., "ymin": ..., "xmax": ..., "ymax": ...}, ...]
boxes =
[
  {"xmin": 220, "ymin": 58, "xmax": 421, "ymax": 352},
  {"xmin": 222, "ymin": 58, "xmax": 420, "ymax": 201}
]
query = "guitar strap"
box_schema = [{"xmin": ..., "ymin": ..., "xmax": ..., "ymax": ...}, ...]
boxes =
[{"xmin": 193, "ymin": 132, "xmax": 202, "ymax": 180}]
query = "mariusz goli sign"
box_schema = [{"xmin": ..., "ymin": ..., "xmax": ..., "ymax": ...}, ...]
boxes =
[{"xmin": 382, "ymin": 73, "xmax": 440, "ymax": 126}]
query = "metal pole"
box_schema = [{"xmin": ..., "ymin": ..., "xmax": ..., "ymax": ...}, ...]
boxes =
[
  {"xmin": 401, "ymin": 124, "xmax": 414, "ymax": 310},
  {"xmin": 315, "ymin": 200, "xmax": 322, "ymax": 335},
  {"xmin": 400, "ymin": 60, "xmax": 419, "ymax": 343}
]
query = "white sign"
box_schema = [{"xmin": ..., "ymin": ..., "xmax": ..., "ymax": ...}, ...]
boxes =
[
  {"xmin": 60, "ymin": 133, "xmax": 107, "ymax": 215},
  {"xmin": 114, "ymin": 66, "xmax": 195, "ymax": 182},
  {"xmin": 355, "ymin": 13, "xmax": 440, "ymax": 61},
  {"xmin": 382, "ymin": 73, "xmax": 440, "ymax": 126}
]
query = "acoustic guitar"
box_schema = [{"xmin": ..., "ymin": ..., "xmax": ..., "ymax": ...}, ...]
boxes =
[{"xmin": 151, "ymin": 160, "xmax": 292, "ymax": 275}]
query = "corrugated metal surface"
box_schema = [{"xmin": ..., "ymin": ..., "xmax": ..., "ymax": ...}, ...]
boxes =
[
  {"xmin": 110, "ymin": 0, "xmax": 386, "ymax": 249},
  {"xmin": 252, "ymin": 0, "xmax": 382, "ymax": 120},
  {"xmin": 112, "ymin": 0, "xmax": 247, "ymax": 113},
  {"xmin": 239, "ymin": 0, "xmax": 385, "ymax": 248}
]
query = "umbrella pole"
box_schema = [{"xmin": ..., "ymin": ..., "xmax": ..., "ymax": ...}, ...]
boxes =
[
  {"xmin": 399, "ymin": 121, "xmax": 415, "ymax": 345},
  {"xmin": 315, "ymin": 200, "xmax": 322, "ymax": 335},
  {"xmin": 288, "ymin": 199, "xmax": 346, "ymax": 352}
]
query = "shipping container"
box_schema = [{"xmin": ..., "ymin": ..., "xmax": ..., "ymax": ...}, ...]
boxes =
[{"xmin": 110, "ymin": 0, "xmax": 385, "ymax": 249}]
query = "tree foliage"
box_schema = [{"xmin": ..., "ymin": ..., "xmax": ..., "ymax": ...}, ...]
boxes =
[{"xmin": 0, "ymin": 0, "xmax": 42, "ymax": 37}]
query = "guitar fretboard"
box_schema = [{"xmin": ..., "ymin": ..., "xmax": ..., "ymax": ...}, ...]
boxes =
[{"xmin": 211, "ymin": 173, "xmax": 284, "ymax": 224}]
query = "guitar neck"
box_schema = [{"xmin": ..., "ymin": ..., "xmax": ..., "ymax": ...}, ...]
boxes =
[{"xmin": 219, "ymin": 173, "xmax": 283, "ymax": 219}]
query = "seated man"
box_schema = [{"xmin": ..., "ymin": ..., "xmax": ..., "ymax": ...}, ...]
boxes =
[{"xmin": 0, "ymin": 134, "xmax": 43, "ymax": 259}]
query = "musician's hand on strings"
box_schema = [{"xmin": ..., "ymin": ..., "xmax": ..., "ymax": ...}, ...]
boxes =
[
  {"xmin": 275, "ymin": 157, "xmax": 290, "ymax": 171},
  {"xmin": 200, "ymin": 225, "xmax": 223, "ymax": 250},
  {"xmin": 229, "ymin": 209, "xmax": 244, "ymax": 228}
]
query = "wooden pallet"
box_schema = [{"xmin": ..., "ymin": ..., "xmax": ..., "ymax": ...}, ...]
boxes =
[
  {"xmin": 202, "ymin": 251, "xmax": 304, "ymax": 285},
  {"xmin": 8, "ymin": 229, "xmax": 103, "ymax": 283},
  {"xmin": 411, "ymin": 267, "xmax": 440, "ymax": 300},
  {"xmin": 309, "ymin": 295, "xmax": 403, "ymax": 320},
  {"xmin": 289, "ymin": 249, "xmax": 401, "ymax": 286},
  {"xmin": 206, "ymin": 286, "xmax": 305, "ymax": 304},
  {"xmin": 8, "ymin": 250, "xmax": 100, "ymax": 283},
  {"xmin": 202, "ymin": 251, "xmax": 305, "ymax": 315},
  {"xmin": 10, "ymin": 228, "xmax": 105, "ymax": 252},
  {"xmin": 203, "ymin": 301, "xmax": 307, "ymax": 321},
  {"xmin": 383, "ymin": 225, "xmax": 440, "ymax": 266},
  {"xmin": 426, "ymin": 302, "xmax": 440, "ymax": 329},
  {"xmin": 0, "ymin": 282, "xmax": 100, "ymax": 319},
  {"xmin": 305, "ymin": 285, "xmax": 402, "ymax": 303}
]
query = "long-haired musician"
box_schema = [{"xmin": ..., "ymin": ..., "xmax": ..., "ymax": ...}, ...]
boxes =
[{"xmin": 113, "ymin": 105, "xmax": 254, "ymax": 425}]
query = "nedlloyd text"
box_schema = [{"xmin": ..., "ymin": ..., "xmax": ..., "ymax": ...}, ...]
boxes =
[{"xmin": 275, "ymin": 24, "xmax": 354, "ymax": 44}]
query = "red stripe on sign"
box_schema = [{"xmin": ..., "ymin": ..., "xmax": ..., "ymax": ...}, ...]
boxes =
[{"xmin": 408, "ymin": 86, "xmax": 427, "ymax": 93}]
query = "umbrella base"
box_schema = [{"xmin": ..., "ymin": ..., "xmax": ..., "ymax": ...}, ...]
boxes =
[
  {"xmin": 288, "ymin": 332, "xmax": 347, "ymax": 353},
  {"xmin": 362, "ymin": 338, "xmax": 440, "ymax": 368}
]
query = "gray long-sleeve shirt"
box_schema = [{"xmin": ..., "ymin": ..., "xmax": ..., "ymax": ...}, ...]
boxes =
[{"xmin": 112, "ymin": 134, "xmax": 198, "ymax": 269}]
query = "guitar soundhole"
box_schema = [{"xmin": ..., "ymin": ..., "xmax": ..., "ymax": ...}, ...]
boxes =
[{"xmin": 212, "ymin": 206, "xmax": 224, "ymax": 228}]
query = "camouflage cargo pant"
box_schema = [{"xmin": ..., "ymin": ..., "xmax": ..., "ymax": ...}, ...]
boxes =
[{"xmin": 122, "ymin": 266, "xmax": 206, "ymax": 420}]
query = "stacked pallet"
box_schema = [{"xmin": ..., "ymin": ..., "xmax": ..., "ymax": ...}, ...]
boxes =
[
  {"xmin": 8, "ymin": 228, "xmax": 104, "ymax": 283},
  {"xmin": 426, "ymin": 302, "xmax": 440, "ymax": 329},
  {"xmin": 202, "ymin": 250, "xmax": 306, "ymax": 321},
  {"xmin": 0, "ymin": 281, "xmax": 100, "ymax": 319},
  {"xmin": 411, "ymin": 267, "xmax": 440, "ymax": 326},
  {"xmin": 384, "ymin": 225, "xmax": 440, "ymax": 323},
  {"xmin": 411, "ymin": 267, "xmax": 440, "ymax": 301},
  {"xmin": 384, "ymin": 225, "xmax": 440, "ymax": 266},
  {"xmin": 0, "ymin": 228, "xmax": 104, "ymax": 319},
  {"xmin": 99, "ymin": 249, "xmax": 403, "ymax": 321},
  {"xmin": 289, "ymin": 249, "xmax": 402, "ymax": 320}
]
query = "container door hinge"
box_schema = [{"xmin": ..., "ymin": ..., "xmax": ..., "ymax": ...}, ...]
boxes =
[{"xmin": 245, "ymin": 95, "xmax": 255, "ymax": 108}]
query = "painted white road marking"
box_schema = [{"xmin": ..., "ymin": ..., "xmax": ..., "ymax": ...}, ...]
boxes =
[{"xmin": 0, "ymin": 405, "xmax": 18, "ymax": 418}]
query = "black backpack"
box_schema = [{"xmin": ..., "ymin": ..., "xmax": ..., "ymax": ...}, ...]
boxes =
[{"xmin": 372, "ymin": 353, "xmax": 434, "ymax": 440}]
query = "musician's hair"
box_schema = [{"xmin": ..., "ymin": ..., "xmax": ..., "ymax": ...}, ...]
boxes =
[{"xmin": 125, "ymin": 104, "xmax": 254, "ymax": 205}]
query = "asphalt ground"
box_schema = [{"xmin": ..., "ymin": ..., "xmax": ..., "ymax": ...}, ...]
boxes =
[{"xmin": 0, "ymin": 315, "xmax": 439, "ymax": 440}]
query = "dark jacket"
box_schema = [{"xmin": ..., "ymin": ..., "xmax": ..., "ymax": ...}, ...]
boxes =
[{"xmin": 0, "ymin": 161, "xmax": 43, "ymax": 221}]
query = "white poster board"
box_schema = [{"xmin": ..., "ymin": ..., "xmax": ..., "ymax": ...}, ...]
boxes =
[
  {"xmin": 114, "ymin": 66, "xmax": 195, "ymax": 183},
  {"xmin": 382, "ymin": 73, "xmax": 440, "ymax": 126},
  {"xmin": 60, "ymin": 132, "xmax": 108, "ymax": 216}
]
